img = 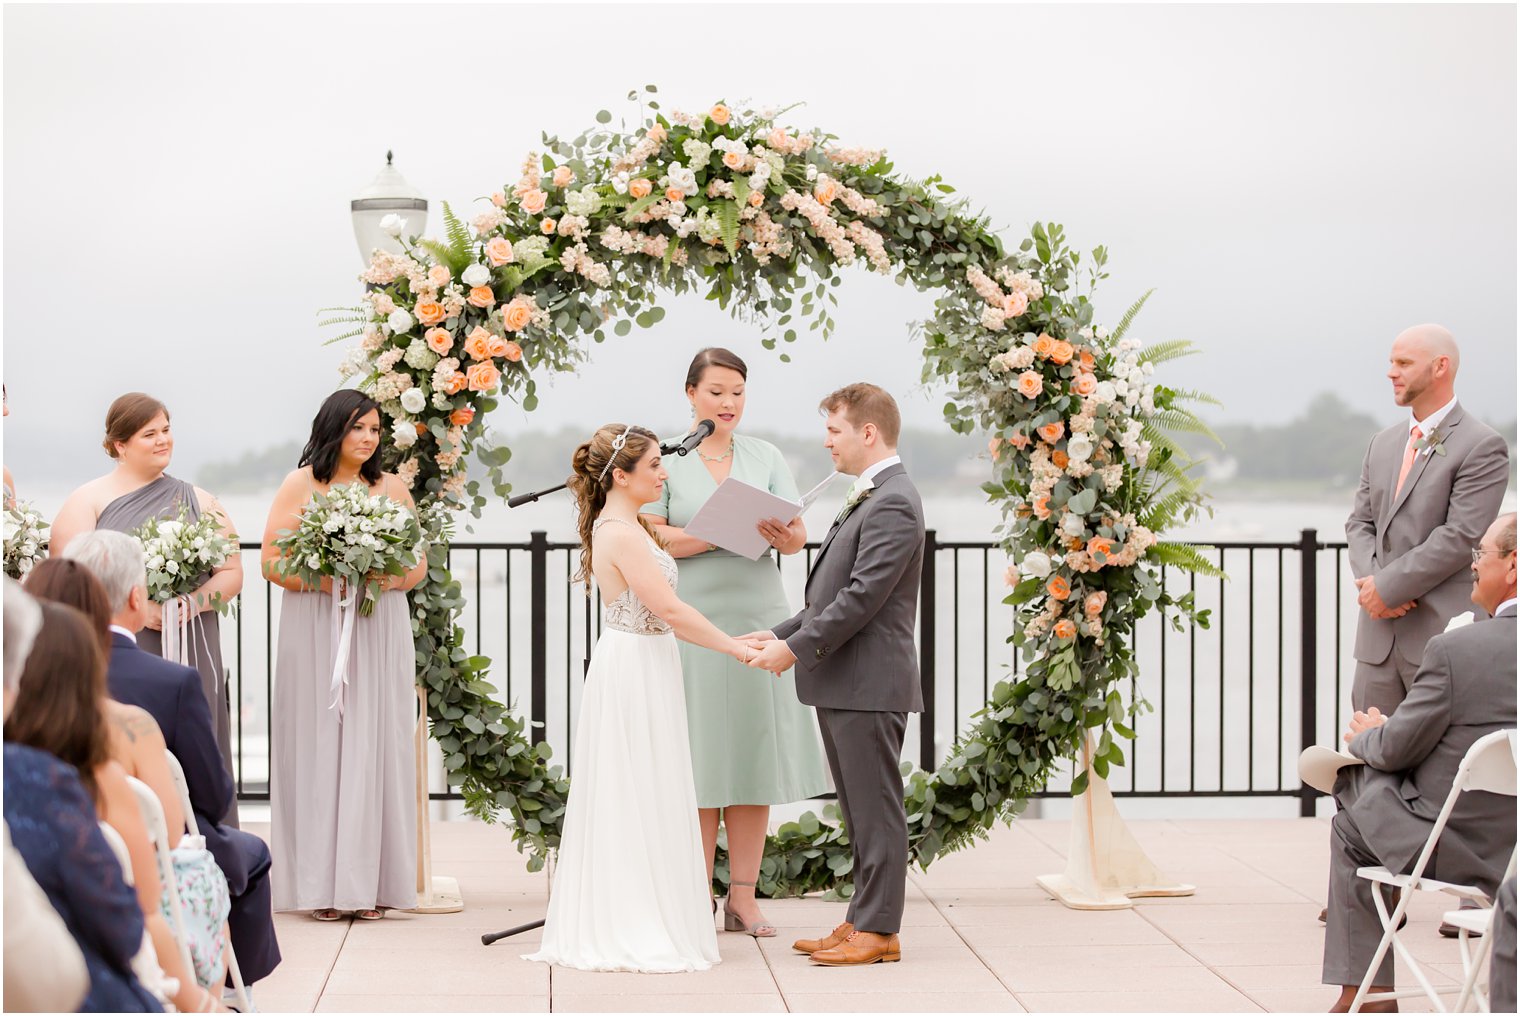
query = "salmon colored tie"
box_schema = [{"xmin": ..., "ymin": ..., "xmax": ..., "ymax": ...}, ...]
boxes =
[{"xmin": 1396, "ymin": 425, "xmax": 1423, "ymax": 495}]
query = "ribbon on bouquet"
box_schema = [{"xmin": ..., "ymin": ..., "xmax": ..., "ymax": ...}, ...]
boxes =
[
  {"xmin": 326, "ymin": 578, "xmax": 360, "ymax": 717},
  {"xmin": 160, "ymin": 595, "xmax": 226, "ymax": 701}
]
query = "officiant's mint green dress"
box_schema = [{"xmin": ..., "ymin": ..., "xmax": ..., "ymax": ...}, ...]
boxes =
[{"xmin": 643, "ymin": 434, "xmax": 828, "ymax": 807}]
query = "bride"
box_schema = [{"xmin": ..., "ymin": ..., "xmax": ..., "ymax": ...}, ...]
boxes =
[{"xmin": 524, "ymin": 423, "xmax": 757, "ymax": 973}]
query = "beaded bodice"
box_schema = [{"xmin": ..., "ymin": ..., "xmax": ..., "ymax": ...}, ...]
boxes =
[{"xmin": 593, "ymin": 517, "xmax": 677, "ymax": 635}]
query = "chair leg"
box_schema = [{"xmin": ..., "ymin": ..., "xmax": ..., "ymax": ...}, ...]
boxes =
[
  {"xmin": 224, "ymin": 932, "xmax": 251, "ymax": 1012},
  {"xmin": 1352, "ymin": 884, "xmax": 1448, "ymax": 1013}
]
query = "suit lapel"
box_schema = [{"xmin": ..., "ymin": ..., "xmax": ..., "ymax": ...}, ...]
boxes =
[
  {"xmin": 805, "ymin": 464, "xmax": 906, "ymax": 595},
  {"xmin": 1388, "ymin": 403, "xmax": 1464, "ymax": 523}
]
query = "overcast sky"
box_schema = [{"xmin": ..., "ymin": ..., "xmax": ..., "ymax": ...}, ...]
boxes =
[{"xmin": 4, "ymin": 3, "xmax": 1515, "ymax": 485}]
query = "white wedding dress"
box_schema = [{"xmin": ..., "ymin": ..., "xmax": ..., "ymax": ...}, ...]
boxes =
[{"xmin": 524, "ymin": 518, "xmax": 721, "ymax": 972}]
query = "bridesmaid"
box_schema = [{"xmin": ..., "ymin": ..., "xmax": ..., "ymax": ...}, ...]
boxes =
[
  {"xmin": 262, "ymin": 389, "xmax": 425, "ymax": 921},
  {"xmin": 51, "ymin": 392, "xmax": 243, "ymax": 822},
  {"xmin": 639, "ymin": 347, "xmax": 829, "ymax": 937}
]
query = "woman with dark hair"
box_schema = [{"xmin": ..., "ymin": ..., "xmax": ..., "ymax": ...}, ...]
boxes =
[
  {"xmin": 50, "ymin": 392, "xmax": 244, "ymax": 809},
  {"xmin": 261, "ymin": 389, "xmax": 425, "ymax": 921},
  {"xmin": 525, "ymin": 423, "xmax": 755, "ymax": 973},
  {"xmin": 639, "ymin": 347, "xmax": 828, "ymax": 936}
]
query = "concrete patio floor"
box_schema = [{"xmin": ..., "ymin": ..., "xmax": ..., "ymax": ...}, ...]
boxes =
[{"xmin": 245, "ymin": 817, "xmax": 1483, "ymax": 1013}]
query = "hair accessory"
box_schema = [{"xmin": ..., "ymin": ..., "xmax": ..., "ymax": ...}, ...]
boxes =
[{"xmin": 597, "ymin": 425, "xmax": 635, "ymax": 483}]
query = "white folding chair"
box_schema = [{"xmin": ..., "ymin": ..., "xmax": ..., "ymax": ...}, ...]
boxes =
[
  {"xmin": 1352, "ymin": 728, "xmax": 1519, "ymax": 1013},
  {"xmin": 1447, "ymin": 847, "xmax": 1517, "ymax": 1013},
  {"xmin": 163, "ymin": 749, "xmax": 252, "ymax": 1012},
  {"xmin": 125, "ymin": 775, "xmax": 198, "ymax": 984},
  {"xmin": 98, "ymin": 820, "xmax": 134, "ymax": 885},
  {"xmin": 98, "ymin": 818, "xmax": 177, "ymax": 1006}
]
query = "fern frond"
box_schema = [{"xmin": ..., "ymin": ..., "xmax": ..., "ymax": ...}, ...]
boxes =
[
  {"xmin": 1140, "ymin": 421, "xmax": 1193, "ymax": 465},
  {"xmin": 1148, "ymin": 541, "xmax": 1226, "ymax": 579},
  {"xmin": 441, "ymin": 201, "xmax": 473, "ymax": 269},
  {"xmin": 1166, "ymin": 387, "xmax": 1224, "ymax": 408},
  {"xmin": 1107, "ymin": 289, "xmax": 1153, "ymax": 345},
  {"xmin": 716, "ymin": 200, "xmax": 740, "ymax": 257},
  {"xmin": 321, "ymin": 327, "xmax": 366, "ymax": 346},
  {"xmin": 1138, "ymin": 339, "xmax": 1199, "ymax": 367},
  {"xmin": 1151, "ymin": 409, "xmax": 1223, "ymax": 446},
  {"xmin": 1139, "ymin": 485, "xmax": 1201, "ymax": 532},
  {"xmin": 417, "ymin": 238, "xmax": 457, "ymax": 273}
]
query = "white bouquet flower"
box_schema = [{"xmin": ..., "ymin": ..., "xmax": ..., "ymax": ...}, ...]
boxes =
[
  {"xmin": 272, "ymin": 482, "xmax": 423, "ymax": 617},
  {"xmin": 131, "ymin": 507, "xmax": 238, "ymax": 615},
  {"xmin": 3, "ymin": 501, "xmax": 49, "ymax": 579}
]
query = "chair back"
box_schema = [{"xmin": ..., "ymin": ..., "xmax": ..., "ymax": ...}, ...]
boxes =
[
  {"xmin": 125, "ymin": 775, "xmax": 198, "ymax": 980},
  {"xmin": 1456, "ymin": 729, "xmax": 1518, "ymax": 797},
  {"xmin": 97, "ymin": 821, "xmax": 134, "ymax": 886},
  {"xmin": 162, "ymin": 750, "xmax": 202, "ymax": 837}
]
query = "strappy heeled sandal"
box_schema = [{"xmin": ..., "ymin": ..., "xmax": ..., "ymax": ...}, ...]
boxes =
[
  {"xmin": 355, "ymin": 907, "xmax": 386, "ymax": 921},
  {"xmin": 723, "ymin": 879, "xmax": 777, "ymax": 938},
  {"xmin": 311, "ymin": 908, "xmax": 343, "ymax": 922}
]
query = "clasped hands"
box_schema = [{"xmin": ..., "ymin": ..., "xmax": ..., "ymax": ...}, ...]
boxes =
[
  {"xmin": 733, "ymin": 629, "xmax": 795, "ymax": 676},
  {"xmin": 1343, "ymin": 706, "xmax": 1387, "ymax": 744},
  {"xmin": 1354, "ymin": 576, "xmax": 1416, "ymax": 620}
]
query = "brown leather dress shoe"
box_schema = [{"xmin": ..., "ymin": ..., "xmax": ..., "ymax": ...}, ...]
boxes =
[
  {"xmin": 809, "ymin": 930, "xmax": 901, "ymax": 966},
  {"xmin": 793, "ymin": 921, "xmax": 853, "ymax": 955}
]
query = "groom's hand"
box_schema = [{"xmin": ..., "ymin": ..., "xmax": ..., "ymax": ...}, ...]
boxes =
[
  {"xmin": 747, "ymin": 638, "xmax": 797, "ymax": 676},
  {"xmin": 735, "ymin": 630, "xmax": 777, "ymax": 643}
]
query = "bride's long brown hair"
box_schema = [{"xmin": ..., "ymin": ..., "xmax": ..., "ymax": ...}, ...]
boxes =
[{"xmin": 567, "ymin": 423, "xmax": 664, "ymax": 589}]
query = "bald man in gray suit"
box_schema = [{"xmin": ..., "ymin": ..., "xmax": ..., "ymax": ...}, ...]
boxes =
[
  {"xmin": 1346, "ymin": 324, "xmax": 1510, "ymax": 715},
  {"xmin": 1323, "ymin": 513, "xmax": 1517, "ymax": 1012}
]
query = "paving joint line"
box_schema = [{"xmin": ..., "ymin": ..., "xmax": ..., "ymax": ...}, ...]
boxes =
[{"xmin": 907, "ymin": 868, "xmax": 1026, "ymax": 1011}]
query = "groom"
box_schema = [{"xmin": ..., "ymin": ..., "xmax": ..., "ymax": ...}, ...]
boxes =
[{"xmin": 746, "ymin": 382, "xmax": 925, "ymax": 966}]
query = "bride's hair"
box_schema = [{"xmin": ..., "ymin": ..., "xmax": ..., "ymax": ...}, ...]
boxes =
[{"xmin": 567, "ymin": 423, "xmax": 663, "ymax": 588}]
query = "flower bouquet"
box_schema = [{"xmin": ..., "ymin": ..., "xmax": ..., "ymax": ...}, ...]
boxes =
[
  {"xmin": 133, "ymin": 507, "xmax": 239, "ymax": 616},
  {"xmin": 3, "ymin": 501, "xmax": 49, "ymax": 579},
  {"xmin": 271, "ymin": 482, "xmax": 423, "ymax": 617}
]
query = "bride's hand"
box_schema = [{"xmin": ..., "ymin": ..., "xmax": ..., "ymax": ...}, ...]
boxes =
[{"xmin": 730, "ymin": 640, "xmax": 757, "ymax": 664}]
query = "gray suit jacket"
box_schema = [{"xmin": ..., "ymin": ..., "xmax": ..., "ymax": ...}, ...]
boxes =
[
  {"xmin": 1343, "ymin": 605, "xmax": 1517, "ymax": 887},
  {"xmin": 1346, "ymin": 402, "xmax": 1510, "ymax": 666},
  {"xmin": 774, "ymin": 463, "xmax": 926, "ymax": 713}
]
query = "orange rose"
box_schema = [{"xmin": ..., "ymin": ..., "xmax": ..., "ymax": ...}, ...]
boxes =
[
  {"xmin": 520, "ymin": 189, "xmax": 548, "ymax": 215},
  {"xmin": 1084, "ymin": 591, "xmax": 1108, "ymax": 618},
  {"xmin": 414, "ymin": 421, "xmax": 427, "ymax": 436},
  {"xmin": 1033, "ymin": 494, "xmax": 1052, "ymax": 519},
  {"xmin": 441, "ymin": 371, "xmax": 468, "ymax": 395},
  {"xmin": 425, "ymin": 327, "xmax": 453, "ymax": 355},
  {"xmin": 1016, "ymin": 371, "xmax": 1043, "ymax": 399},
  {"xmin": 1046, "ymin": 575, "xmax": 1071, "ymax": 600},
  {"xmin": 485, "ymin": 237, "xmax": 514, "ymax": 266},
  {"xmin": 551, "ymin": 165, "xmax": 575, "ymax": 189},
  {"xmin": 450, "ymin": 407, "xmax": 476, "ymax": 427},
  {"xmin": 1072, "ymin": 372, "xmax": 1098, "ymax": 397},
  {"xmin": 415, "ymin": 299, "xmax": 447, "ymax": 326},
  {"xmin": 1052, "ymin": 449, "xmax": 1070, "ymax": 470},
  {"xmin": 1010, "ymin": 431, "xmax": 1031, "ymax": 450},
  {"xmin": 466, "ymin": 362, "xmax": 501, "ymax": 393},
  {"xmin": 463, "ymin": 327, "xmax": 493, "ymax": 362},
  {"xmin": 988, "ymin": 436, "xmax": 1002, "ymax": 456},
  {"xmin": 1033, "ymin": 333, "xmax": 1056, "ymax": 359},
  {"xmin": 427, "ymin": 264, "xmax": 451, "ymax": 288},
  {"xmin": 486, "ymin": 336, "xmax": 509, "ymax": 359},
  {"xmin": 540, "ymin": 217, "xmax": 557, "ymax": 234},
  {"xmin": 1087, "ymin": 536, "xmax": 1114, "ymax": 564},
  {"xmin": 501, "ymin": 297, "xmax": 534, "ymax": 333},
  {"xmin": 1050, "ymin": 340, "xmax": 1075, "ymax": 366},
  {"xmin": 1053, "ymin": 619, "xmax": 1077, "ymax": 640},
  {"xmin": 1038, "ymin": 421, "xmax": 1065, "ymax": 444},
  {"xmin": 499, "ymin": 340, "xmax": 523, "ymax": 362},
  {"xmin": 814, "ymin": 178, "xmax": 839, "ymax": 205},
  {"xmin": 1079, "ymin": 350, "xmax": 1096, "ymax": 372},
  {"xmin": 665, "ymin": 186, "xmax": 685, "ymax": 203},
  {"xmin": 722, "ymin": 150, "xmax": 745, "ymax": 171},
  {"xmin": 748, "ymin": 190, "xmax": 764, "ymax": 207},
  {"xmin": 628, "ymin": 178, "xmax": 653, "ymax": 200},
  {"xmin": 467, "ymin": 285, "xmax": 495, "ymax": 309},
  {"xmin": 709, "ymin": 103, "xmax": 731, "ymax": 126}
]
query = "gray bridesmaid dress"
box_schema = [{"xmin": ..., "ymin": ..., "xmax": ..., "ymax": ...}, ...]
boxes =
[{"xmin": 97, "ymin": 474, "xmax": 238, "ymax": 826}]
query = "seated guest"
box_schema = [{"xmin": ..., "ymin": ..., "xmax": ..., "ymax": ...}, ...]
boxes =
[
  {"xmin": 64, "ymin": 530, "xmax": 282, "ymax": 991},
  {"xmin": 2, "ymin": 580, "xmax": 89, "ymax": 1013},
  {"xmin": 1323, "ymin": 512, "xmax": 1518, "ymax": 1012},
  {"xmin": 1494, "ymin": 875, "xmax": 1517, "ymax": 1013}
]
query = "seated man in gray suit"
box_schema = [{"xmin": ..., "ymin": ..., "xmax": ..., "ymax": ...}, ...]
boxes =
[{"xmin": 1323, "ymin": 512, "xmax": 1517, "ymax": 1012}]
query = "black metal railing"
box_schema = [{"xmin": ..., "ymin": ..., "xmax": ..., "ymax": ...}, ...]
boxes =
[{"xmin": 227, "ymin": 529, "xmax": 1357, "ymax": 816}]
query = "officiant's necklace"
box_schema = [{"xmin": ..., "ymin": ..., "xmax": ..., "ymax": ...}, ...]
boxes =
[{"xmin": 696, "ymin": 440, "xmax": 733, "ymax": 463}]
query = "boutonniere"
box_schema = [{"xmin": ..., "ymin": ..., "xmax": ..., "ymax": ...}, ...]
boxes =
[
  {"xmin": 833, "ymin": 482, "xmax": 876, "ymax": 525},
  {"xmin": 1414, "ymin": 427, "xmax": 1448, "ymax": 458}
]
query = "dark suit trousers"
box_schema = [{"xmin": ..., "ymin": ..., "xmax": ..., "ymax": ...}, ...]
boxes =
[
  {"xmin": 220, "ymin": 828, "xmax": 281, "ymax": 985},
  {"xmin": 817, "ymin": 707, "xmax": 908, "ymax": 935}
]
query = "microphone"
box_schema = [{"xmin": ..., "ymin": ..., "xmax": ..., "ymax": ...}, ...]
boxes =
[{"xmin": 661, "ymin": 419, "xmax": 715, "ymax": 457}]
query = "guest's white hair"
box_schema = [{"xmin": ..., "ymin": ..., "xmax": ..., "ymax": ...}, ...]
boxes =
[
  {"xmin": 3, "ymin": 578, "xmax": 42, "ymax": 692},
  {"xmin": 62, "ymin": 530, "xmax": 146, "ymax": 614}
]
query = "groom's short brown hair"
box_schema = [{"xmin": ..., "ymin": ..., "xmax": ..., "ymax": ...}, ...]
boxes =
[{"xmin": 819, "ymin": 383, "xmax": 901, "ymax": 446}]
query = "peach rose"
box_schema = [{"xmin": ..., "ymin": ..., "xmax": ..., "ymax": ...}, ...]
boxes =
[
  {"xmin": 1084, "ymin": 591, "xmax": 1108, "ymax": 618},
  {"xmin": 1046, "ymin": 575, "xmax": 1071, "ymax": 601},
  {"xmin": 1002, "ymin": 291, "xmax": 1029, "ymax": 319},
  {"xmin": 540, "ymin": 217, "xmax": 557, "ymax": 234},
  {"xmin": 467, "ymin": 285, "xmax": 496, "ymax": 309},
  {"xmin": 415, "ymin": 299, "xmax": 447, "ymax": 326},
  {"xmin": 1010, "ymin": 431, "xmax": 1031, "ymax": 450},
  {"xmin": 427, "ymin": 264, "xmax": 451, "ymax": 288},
  {"xmin": 1016, "ymin": 371, "xmax": 1043, "ymax": 399},
  {"xmin": 425, "ymin": 327, "xmax": 453, "ymax": 355},
  {"xmin": 1033, "ymin": 494, "xmax": 1052, "ymax": 520},
  {"xmin": 499, "ymin": 340, "xmax": 523, "ymax": 362},
  {"xmin": 1079, "ymin": 350, "xmax": 1096, "ymax": 372},
  {"xmin": 748, "ymin": 191, "xmax": 764, "ymax": 207},
  {"xmin": 665, "ymin": 186, "xmax": 685, "ymax": 203},
  {"xmin": 1087, "ymin": 536, "xmax": 1114, "ymax": 564},
  {"xmin": 441, "ymin": 371, "xmax": 468, "ymax": 395},
  {"xmin": 485, "ymin": 335, "xmax": 510, "ymax": 359},
  {"xmin": 520, "ymin": 189, "xmax": 548, "ymax": 215},
  {"xmin": 988, "ymin": 436, "xmax": 1002, "ymax": 456},
  {"xmin": 1053, "ymin": 619, "xmax": 1077, "ymax": 641},
  {"xmin": 1038, "ymin": 421, "xmax": 1065, "ymax": 444},
  {"xmin": 647, "ymin": 123, "xmax": 667, "ymax": 143},
  {"xmin": 466, "ymin": 362, "xmax": 501, "ymax": 393},
  {"xmin": 628, "ymin": 178, "xmax": 653, "ymax": 200},
  {"xmin": 1072, "ymin": 372, "xmax": 1098, "ymax": 397},
  {"xmin": 490, "ymin": 191, "xmax": 507, "ymax": 208},
  {"xmin": 813, "ymin": 178, "xmax": 839, "ymax": 205},
  {"xmin": 1052, "ymin": 449, "xmax": 1070, "ymax": 470},
  {"xmin": 1050, "ymin": 340, "xmax": 1075, "ymax": 366},
  {"xmin": 551, "ymin": 165, "xmax": 575, "ymax": 189},
  {"xmin": 709, "ymin": 103, "xmax": 731, "ymax": 126},
  {"xmin": 463, "ymin": 327, "xmax": 493, "ymax": 362},
  {"xmin": 450, "ymin": 407, "xmax": 476, "ymax": 427},
  {"xmin": 1033, "ymin": 333, "xmax": 1055, "ymax": 358},
  {"xmin": 485, "ymin": 237, "xmax": 515, "ymax": 266},
  {"xmin": 722, "ymin": 150, "xmax": 745, "ymax": 171},
  {"xmin": 501, "ymin": 297, "xmax": 534, "ymax": 333}
]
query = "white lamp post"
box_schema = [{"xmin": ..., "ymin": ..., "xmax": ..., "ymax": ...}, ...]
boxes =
[
  {"xmin": 351, "ymin": 150, "xmax": 428, "ymax": 266},
  {"xmin": 350, "ymin": 153, "xmax": 463, "ymax": 916}
]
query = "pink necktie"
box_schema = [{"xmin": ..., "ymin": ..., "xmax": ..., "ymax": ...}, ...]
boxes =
[{"xmin": 1396, "ymin": 425, "xmax": 1423, "ymax": 495}]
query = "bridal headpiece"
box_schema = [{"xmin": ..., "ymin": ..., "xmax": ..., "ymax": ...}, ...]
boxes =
[{"xmin": 597, "ymin": 424, "xmax": 635, "ymax": 484}]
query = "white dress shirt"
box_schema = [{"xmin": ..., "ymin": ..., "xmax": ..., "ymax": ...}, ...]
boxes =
[
  {"xmin": 109, "ymin": 624, "xmax": 137, "ymax": 644},
  {"xmin": 851, "ymin": 454, "xmax": 902, "ymax": 494}
]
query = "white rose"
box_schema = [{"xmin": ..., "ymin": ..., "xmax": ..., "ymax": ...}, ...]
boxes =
[
  {"xmin": 1094, "ymin": 380, "xmax": 1117, "ymax": 404},
  {"xmin": 164, "ymin": 560, "xmax": 181, "ymax": 575},
  {"xmin": 461, "ymin": 263, "xmax": 491, "ymax": 288},
  {"xmin": 1142, "ymin": 361, "xmax": 1155, "ymax": 376},
  {"xmin": 400, "ymin": 388, "xmax": 427, "ymax": 414},
  {"xmin": 1023, "ymin": 551, "xmax": 1052, "ymax": 578},
  {"xmin": 750, "ymin": 160, "xmax": 772, "ymax": 182},
  {"xmin": 391, "ymin": 418, "xmax": 418, "ymax": 449},
  {"xmin": 380, "ymin": 213, "xmax": 404, "ymax": 237},
  {"xmin": 387, "ymin": 308, "xmax": 414, "ymax": 334},
  {"xmin": 1113, "ymin": 378, "xmax": 1130, "ymax": 399},
  {"xmin": 1061, "ymin": 513, "xmax": 1086, "ymax": 537},
  {"xmin": 1067, "ymin": 434, "xmax": 1095, "ymax": 463},
  {"xmin": 668, "ymin": 164, "xmax": 697, "ymax": 195},
  {"xmin": 611, "ymin": 171, "xmax": 630, "ymax": 195},
  {"xmin": 158, "ymin": 520, "xmax": 182, "ymax": 538},
  {"xmin": 306, "ymin": 553, "xmax": 323, "ymax": 570}
]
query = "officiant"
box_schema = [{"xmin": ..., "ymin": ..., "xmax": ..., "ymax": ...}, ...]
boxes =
[{"xmin": 640, "ymin": 347, "xmax": 829, "ymax": 937}]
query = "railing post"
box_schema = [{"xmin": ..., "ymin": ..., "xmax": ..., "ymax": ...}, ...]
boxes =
[
  {"xmin": 919, "ymin": 528, "xmax": 938, "ymax": 772},
  {"xmin": 1298, "ymin": 527, "xmax": 1319, "ymax": 817},
  {"xmin": 530, "ymin": 530, "xmax": 548, "ymax": 740}
]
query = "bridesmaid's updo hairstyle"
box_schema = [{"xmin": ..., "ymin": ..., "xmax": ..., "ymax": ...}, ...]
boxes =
[
  {"xmin": 103, "ymin": 392, "xmax": 169, "ymax": 459},
  {"xmin": 567, "ymin": 423, "xmax": 662, "ymax": 588},
  {"xmin": 684, "ymin": 347, "xmax": 748, "ymax": 392},
  {"xmin": 299, "ymin": 389, "xmax": 383, "ymax": 486}
]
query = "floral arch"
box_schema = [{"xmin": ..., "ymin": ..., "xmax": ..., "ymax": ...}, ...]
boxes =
[{"xmin": 329, "ymin": 90, "xmax": 1214, "ymax": 895}]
